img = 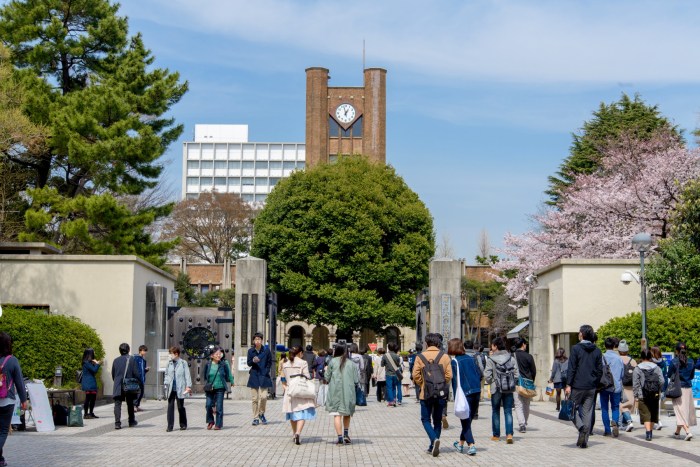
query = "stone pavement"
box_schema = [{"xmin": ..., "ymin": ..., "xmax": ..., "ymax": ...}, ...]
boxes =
[{"xmin": 4, "ymin": 391, "xmax": 700, "ymax": 466}]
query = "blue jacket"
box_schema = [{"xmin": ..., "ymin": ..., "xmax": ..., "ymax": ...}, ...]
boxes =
[
  {"xmin": 451, "ymin": 355, "xmax": 482, "ymax": 396},
  {"xmin": 603, "ymin": 350, "xmax": 624, "ymax": 393},
  {"xmin": 81, "ymin": 361, "xmax": 101, "ymax": 391},
  {"xmin": 247, "ymin": 346, "xmax": 273, "ymax": 388},
  {"xmin": 668, "ymin": 357, "xmax": 696, "ymax": 388},
  {"xmin": 133, "ymin": 354, "xmax": 148, "ymax": 383}
]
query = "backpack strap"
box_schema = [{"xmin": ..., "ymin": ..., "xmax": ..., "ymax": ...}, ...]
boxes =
[{"xmin": 417, "ymin": 353, "xmax": 430, "ymax": 366}]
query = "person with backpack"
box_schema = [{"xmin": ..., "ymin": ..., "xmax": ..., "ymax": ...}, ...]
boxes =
[
  {"xmin": 548, "ymin": 348, "xmax": 568, "ymax": 411},
  {"xmin": 632, "ymin": 349, "xmax": 664, "ymax": 441},
  {"xmin": 513, "ymin": 337, "xmax": 536, "ymax": 433},
  {"xmin": 0, "ymin": 332, "xmax": 27, "ymax": 467},
  {"xmin": 484, "ymin": 336, "xmax": 518, "ymax": 444},
  {"xmin": 413, "ymin": 333, "xmax": 453, "ymax": 457},
  {"xmin": 449, "ymin": 338, "xmax": 481, "ymax": 455},
  {"xmin": 463, "ymin": 340, "xmax": 484, "ymax": 419},
  {"xmin": 599, "ymin": 337, "xmax": 624, "ymax": 437},
  {"xmin": 565, "ymin": 325, "xmax": 603, "ymax": 449},
  {"xmin": 649, "ymin": 346, "xmax": 667, "ymax": 430},
  {"xmin": 409, "ymin": 344, "xmax": 422, "ymax": 401},
  {"xmin": 668, "ymin": 342, "xmax": 696, "ymax": 441},
  {"xmin": 618, "ymin": 340, "xmax": 637, "ymax": 432},
  {"xmin": 132, "ymin": 344, "xmax": 149, "ymax": 412}
]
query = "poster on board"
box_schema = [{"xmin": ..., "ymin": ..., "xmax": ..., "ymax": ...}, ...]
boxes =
[{"xmin": 26, "ymin": 382, "xmax": 55, "ymax": 432}]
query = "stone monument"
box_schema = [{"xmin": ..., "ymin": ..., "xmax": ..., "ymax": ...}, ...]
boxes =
[
  {"xmin": 232, "ymin": 256, "xmax": 267, "ymax": 399},
  {"xmin": 429, "ymin": 258, "xmax": 463, "ymax": 347}
]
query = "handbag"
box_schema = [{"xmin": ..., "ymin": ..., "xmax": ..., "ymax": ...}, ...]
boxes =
[
  {"xmin": 121, "ymin": 357, "xmax": 141, "ymax": 395},
  {"xmin": 355, "ymin": 384, "xmax": 367, "ymax": 406},
  {"xmin": 316, "ymin": 383, "xmax": 328, "ymax": 407},
  {"xmin": 453, "ymin": 359, "xmax": 470, "ymax": 420},
  {"xmin": 516, "ymin": 376, "xmax": 537, "ymax": 398},
  {"xmin": 385, "ymin": 353, "xmax": 403, "ymax": 382},
  {"xmin": 68, "ymin": 405, "xmax": 84, "ymax": 427},
  {"xmin": 287, "ymin": 373, "xmax": 316, "ymax": 399},
  {"xmin": 558, "ymin": 396, "xmax": 575, "ymax": 422},
  {"xmin": 666, "ymin": 363, "xmax": 682, "ymax": 399}
]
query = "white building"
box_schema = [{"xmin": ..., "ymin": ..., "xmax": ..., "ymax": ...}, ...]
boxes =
[{"xmin": 182, "ymin": 124, "xmax": 305, "ymax": 204}]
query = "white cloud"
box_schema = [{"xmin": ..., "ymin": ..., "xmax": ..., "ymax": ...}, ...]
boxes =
[{"xmin": 126, "ymin": 0, "xmax": 700, "ymax": 83}]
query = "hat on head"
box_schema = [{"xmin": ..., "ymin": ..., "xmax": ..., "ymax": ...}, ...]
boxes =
[{"xmin": 618, "ymin": 339, "xmax": 629, "ymax": 353}]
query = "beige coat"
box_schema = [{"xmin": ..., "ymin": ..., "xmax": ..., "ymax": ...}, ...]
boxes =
[{"xmin": 282, "ymin": 359, "xmax": 315, "ymax": 413}]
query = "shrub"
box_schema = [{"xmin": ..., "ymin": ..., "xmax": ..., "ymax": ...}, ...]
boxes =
[
  {"xmin": 1, "ymin": 306, "xmax": 105, "ymax": 388},
  {"xmin": 596, "ymin": 307, "xmax": 700, "ymax": 358}
]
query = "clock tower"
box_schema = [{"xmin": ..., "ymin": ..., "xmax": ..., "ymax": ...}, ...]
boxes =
[{"xmin": 305, "ymin": 67, "xmax": 387, "ymax": 167}]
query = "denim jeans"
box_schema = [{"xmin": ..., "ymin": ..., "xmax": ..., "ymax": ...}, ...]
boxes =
[
  {"xmin": 386, "ymin": 375, "xmax": 399, "ymax": 404},
  {"xmin": 0, "ymin": 404, "xmax": 14, "ymax": 461},
  {"xmin": 420, "ymin": 398, "xmax": 446, "ymax": 447},
  {"xmin": 491, "ymin": 390, "xmax": 514, "ymax": 436},
  {"xmin": 397, "ymin": 378, "xmax": 403, "ymax": 403},
  {"xmin": 206, "ymin": 389, "xmax": 225, "ymax": 428},
  {"xmin": 600, "ymin": 390, "xmax": 621, "ymax": 433},
  {"xmin": 459, "ymin": 393, "xmax": 480, "ymax": 444}
]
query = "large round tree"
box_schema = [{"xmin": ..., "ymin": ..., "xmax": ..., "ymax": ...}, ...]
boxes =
[{"xmin": 251, "ymin": 157, "xmax": 435, "ymax": 332}]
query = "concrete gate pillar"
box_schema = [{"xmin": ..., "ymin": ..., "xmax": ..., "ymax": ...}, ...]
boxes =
[
  {"xmin": 232, "ymin": 257, "xmax": 267, "ymax": 400},
  {"xmin": 529, "ymin": 287, "xmax": 550, "ymax": 400},
  {"xmin": 429, "ymin": 259, "xmax": 463, "ymax": 348}
]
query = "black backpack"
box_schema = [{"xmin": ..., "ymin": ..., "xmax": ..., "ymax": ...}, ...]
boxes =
[
  {"xmin": 417, "ymin": 351, "xmax": 448, "ymax": 399},
  {"xmin": 598, "ymin": 356, "xmax": 615, "ymax": 391},
  {"xmin": 642, "ymin": 368, "xmax": 661, "ymax": 395},
  {"xmin": 622, "ymin": 359, "xmax": 635, "ymax": 386},
  {"xmin": 493, "ymin": 357, "xmax": 516, "ymax": 393}
]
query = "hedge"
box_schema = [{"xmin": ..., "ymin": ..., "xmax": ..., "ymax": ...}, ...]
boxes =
[
  {"xmin": 1, "ymin": 306, "xmax": 105, "ymax": 388},
  {"xmin": 596, "ymin": 306, "xmax": 700, "ymax": 358}
]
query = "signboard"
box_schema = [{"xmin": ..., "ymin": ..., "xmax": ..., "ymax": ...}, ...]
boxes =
[
  {"xmin": 157, "ymin": 349, "xmax": 171, "ymax": 372},
  {"xmin": 440, "ymin": 294, "xmax": 452, "ymax": 344},
  {"xmin": 26, "ymin": 382, "xmax": 55, "ymax": 432},
  {"xmin": 238, "ymin": 356, "xmax": 250, "ymax": 372},
  {"xmin": 368, "ymin": 343, "xmax": 377, "ymax": 352}
]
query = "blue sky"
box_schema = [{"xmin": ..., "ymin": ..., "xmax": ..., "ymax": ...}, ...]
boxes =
[{"xmin": 117, "ymin": 0, "xmax": 700, "ymax": 262}]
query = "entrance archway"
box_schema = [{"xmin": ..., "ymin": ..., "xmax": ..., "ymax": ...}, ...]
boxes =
[
  {"xmin": 359, "ymin": 328, "xmax": 377, "ymax": 351},
  {"xmin": 384, "ymin": 326, "xmax": 401, "ymax": 351},
  {"xmin": 312, "ymin": 326, "xmax": 330, "ymax": 351},
  {"xmin": 335, "ymin": 329, "xmax": 353, "ymax": 344},
  {"xmin": 287, "ymin": 325, "xmax": 305, "ymax": 349}
]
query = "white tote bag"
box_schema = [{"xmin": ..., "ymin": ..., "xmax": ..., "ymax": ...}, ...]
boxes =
[
  {"xmin": 453, "ymin": 359, "xmax": 470, "ymax": 420},
  {"xmin": 287, "ymin": 374, "xmax": 317, "ymax": 399}
]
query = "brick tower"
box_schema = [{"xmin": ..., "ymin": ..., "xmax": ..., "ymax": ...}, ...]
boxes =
[{"xmin": 305, "ymin": 67, "xmax": 387, "ymax": 167}]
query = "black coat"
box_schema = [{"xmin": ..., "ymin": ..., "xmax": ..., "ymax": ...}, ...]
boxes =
[
  {"xmin": 566, "ymin": 341, "xmax": 603, "ymax": 390},
  {"xmin": 111, "ymin": 355, "xmax": 140, "ymax": 397},
  {"xmin": 515, "ymin": 349, "xmax": 537, "ymax": 380}
]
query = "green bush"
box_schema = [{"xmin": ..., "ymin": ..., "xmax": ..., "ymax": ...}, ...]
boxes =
[
  {"xmin": 596, "ymin": 307, "xmax": 700, "ymax": 357},
  {"xmin": 1, "ymin": 306, "xmax": 105, "ymax": 388}
]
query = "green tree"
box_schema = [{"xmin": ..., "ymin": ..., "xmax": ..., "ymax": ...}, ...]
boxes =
[
  {"xmin": 596, "ymin": 307, "xmax": 700, "ymax": 357},
  {"xmin": 461, "ymin": 275, "xmax": 504, "ymax": 342},
  {"xmin": 0, "ymin": 0, "xmax": 187, "ymax": 262},
  {"xmin": 251, "ymin": 157, "xmax": 435, "ymax": 331},
  {"xmin": 174, "ymin": 271, "xmax": 196, "ymax": 306},
  {"xmin": 546, "ymin": 93, "xmax": 680, "ymax": 205},
  {"xmin": 646, "ymin": 179, "xmax": 700, "ymax": 307}
]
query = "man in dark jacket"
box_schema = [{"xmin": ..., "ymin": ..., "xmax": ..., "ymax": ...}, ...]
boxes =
[
  {"xmin": 111, "ymin": 343, "xmax": 141, "ymax": 430},
  {"xmin": 247, "ymin": 332, "xmax": 273, "ymax": 426},
  {"xmin": 133, "ymin": 344, "xmax": 149, "ymax": 411},
  {"xmin": 513, "ymin": 337, "xmax": 536, "ymax": 432},
  {"xmin": 303, "ymin": 345, "xmax": 316, "ymax": 375},
  {"xmin": 565, "ymin": 325, "xmax": 603, "ymax": 449}
]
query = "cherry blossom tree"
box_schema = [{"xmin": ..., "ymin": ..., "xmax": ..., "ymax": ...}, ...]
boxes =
[{"xmin": 496, "ymin": 130, "xmax": 700, "ymax": 301}]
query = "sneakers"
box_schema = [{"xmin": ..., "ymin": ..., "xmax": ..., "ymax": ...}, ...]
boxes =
[
  {"xmin": 654, "ymin": 422, "xmax": 663, "ymax": 430},
  {"xmin": 612, "ymin": 422, "xmax": 619, "ymax": 438},
  {"xmin": 252, "ymin": 418, "xmax": 260, "ymax": 426},
  {"xmin": 674, "ymin": 432, "xmax": 682, "ymax": 439},
  {"xmin": 490, "ymin": 436, "xmax": 500, "ymax": 441},
  {"xmin": 442, "ymin": 416, "xmax": 449, "ymax": 429},
  {"xmin": 259, "ymin": 414, "xmax": 268, "ymax": 425},
  {"xmin": 432, "ymin": 439, "xmax": 440, "ymax": 457},
  {"xmin": 625, "ymin": 422, "xmax": 634, "ymax": 432},
  {"xmin": 603, "ymin": 432, "xmax": 612, "ymax": 437},
  {"xmin": 207, "ymin": 422, "xmax": 214, "ymax": 430},
  {"xmin": 128, "ymin": 420, "xmax": 138, "ymax": 428},
  {"xmin": 506, "ymin": 435, "xmax": 513, "ymax": 444},
  {"xmin": 453, "ymin": 441, "xmax": 464, "ymax": 453},
  {"xmin": 685, "ymin": 432, "xmax": 694, "ymax": 441},
  {"xmin": 519, "ymin": 424, "xmax": 526, "ymax": 433},
  {"xmin": 467, "ymin": 445, "xmax": 477, "ymax": 456},
  {"xmin": 577, "ymin": 430, "xmax": 586, "ymax": 447}
]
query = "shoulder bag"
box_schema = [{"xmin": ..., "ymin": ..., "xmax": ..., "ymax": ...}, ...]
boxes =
[
  {"xmin": 287, "ymin": 364, "xmax": 316, "ymax": 399},
  {"xmin": 122, "ymin": 357, "xmax": 141, "ymax": 395},
  {"xmin": 516, "ymin": 376, "xmax": 537, "ymax": 398},
  {"xmin": 204, "ymin": 361, "xmax": 223, "ymax": 393},
  {"xmin": 385, "ymin": 353, "xmax": 403, "ymax": 382},
  {"xmin": 453, "ymin": 359, "xmax": 470, "ymax": 419},
  {"xmin": 665, "ymin": 363, "xmax": 682, "ymax": 399}
]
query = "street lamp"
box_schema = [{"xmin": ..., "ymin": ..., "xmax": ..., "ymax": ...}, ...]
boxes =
[{"xmin": 631, "ymin": 232, "xmax": 652, "ymax": 349}]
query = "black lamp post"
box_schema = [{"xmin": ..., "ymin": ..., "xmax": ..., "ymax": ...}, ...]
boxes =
[{"xmin": 631, "ymin": 233, "xmax": 652, "ymax": 349}]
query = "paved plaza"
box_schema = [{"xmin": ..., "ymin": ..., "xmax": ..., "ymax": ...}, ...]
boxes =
[{"xmin": 5, "ymin": 392, "xmax": 700, "ymax": 466}]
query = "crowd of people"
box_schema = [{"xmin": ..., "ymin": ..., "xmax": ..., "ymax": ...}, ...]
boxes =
[{"xmin": 0, "ymin": 326, "xmax": 698, "ymax": 465}]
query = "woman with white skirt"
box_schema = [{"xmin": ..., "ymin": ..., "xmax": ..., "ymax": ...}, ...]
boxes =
[
  {"xmin": 282, "ymin": 346, "xmax": 316, "ymax": 445},
  {"xmin": 667, "ymin": 342, "xmax": 696, "ymax": 441}
]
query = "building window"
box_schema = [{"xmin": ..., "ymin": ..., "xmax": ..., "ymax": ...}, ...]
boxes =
[
  {"xmin": 352, "ymin": 116, "xmax": 363, "ymax": 137},
  {"xmin": 201, "ymin": 285, "xmax": 210, "ymax": 294},
  {"xmin": 329, "ymin": 116, "xmax": 340, "ymax": 137},
  {"xmin": 269, "ymin": 177, "xmax": 281, "ymax": 187},
  {"xmin": 242, "ymin": 177, "xmax": 254, "ymax": 186}
]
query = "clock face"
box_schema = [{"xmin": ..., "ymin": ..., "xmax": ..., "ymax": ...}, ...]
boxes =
[{"xmin": 335, "ymin": 103, "xmax": 356, "ymax": 124}]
